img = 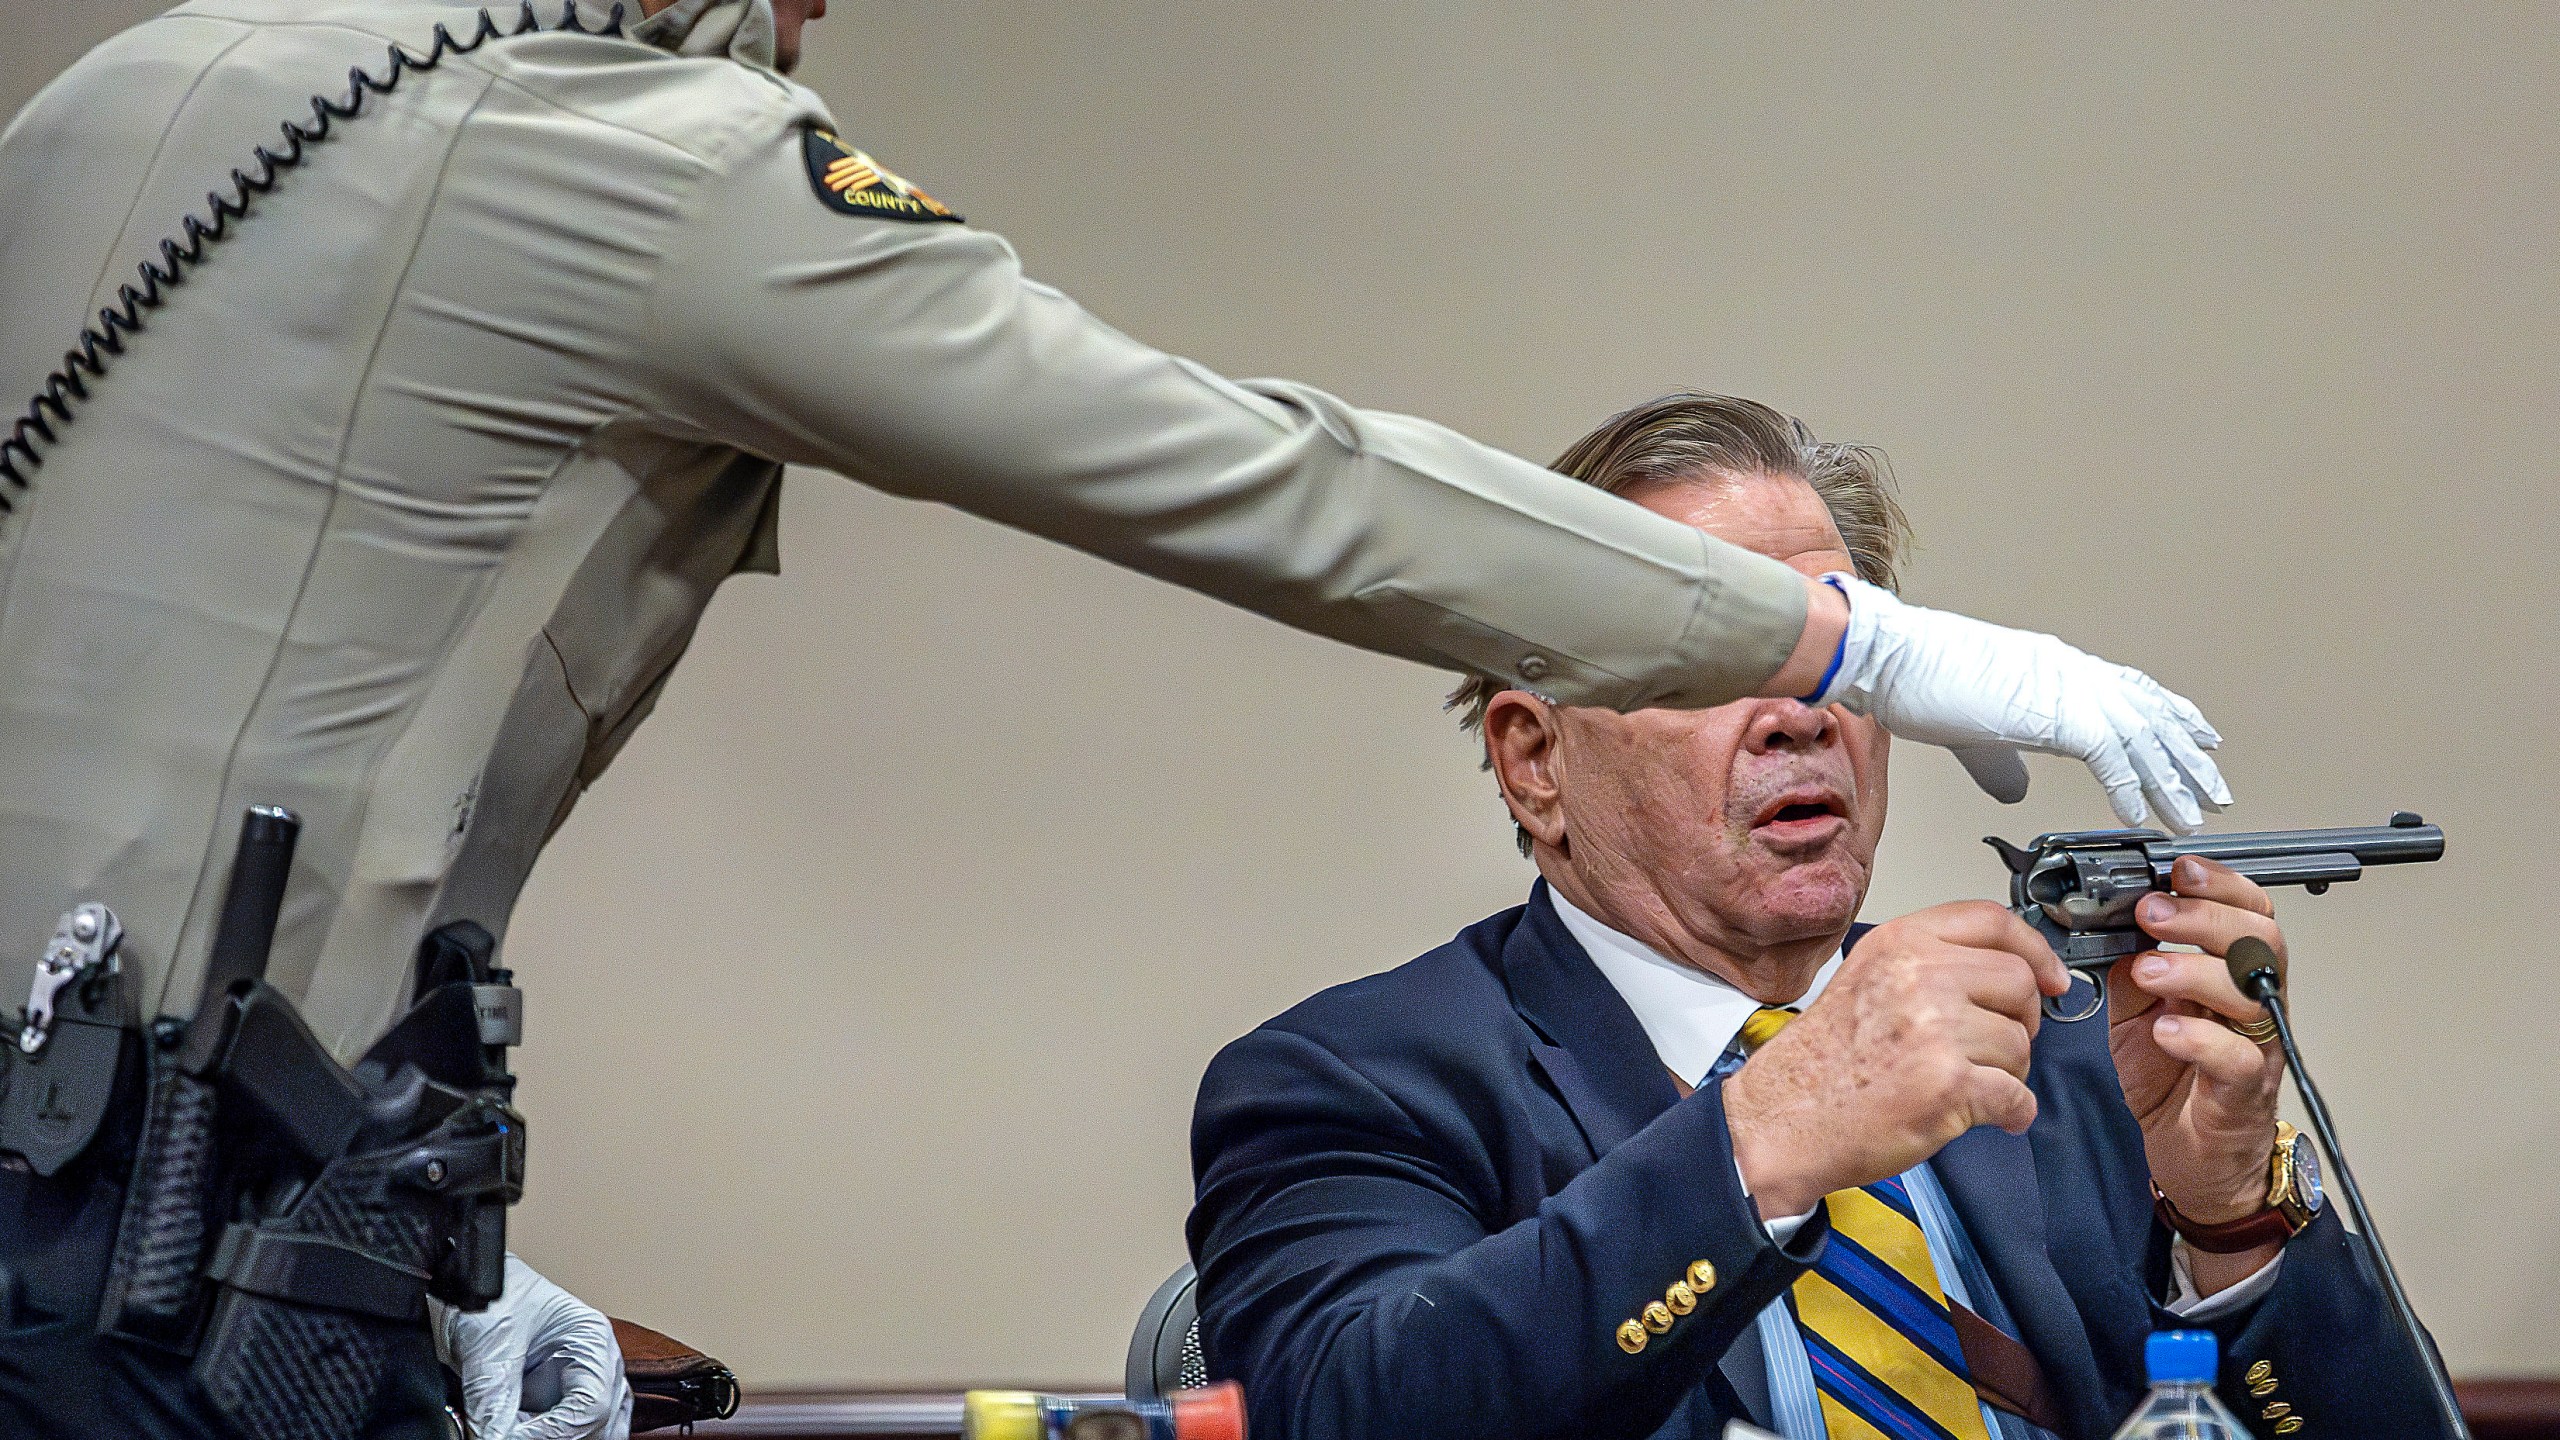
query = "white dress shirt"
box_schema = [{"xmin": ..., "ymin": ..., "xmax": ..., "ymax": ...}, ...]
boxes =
[{"xmin": 1545, "ymin": 887, "xmax": 2279, "ymax": 1317}]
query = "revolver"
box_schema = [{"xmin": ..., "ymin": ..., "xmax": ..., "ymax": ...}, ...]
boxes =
[{"xmin": 1985, "ymin": 812, "xmax": 2445, "ymax": 1020}]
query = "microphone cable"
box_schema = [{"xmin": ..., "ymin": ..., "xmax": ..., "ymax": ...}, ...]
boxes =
[{"xmin": 2227, "ymin": 935, "xmax": 2470, "ymax": 1440}]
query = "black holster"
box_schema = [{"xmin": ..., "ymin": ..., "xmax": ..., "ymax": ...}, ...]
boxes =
[{"xmin": 92, "ymin": 922, "xmax": 526, "ymax": 1440}]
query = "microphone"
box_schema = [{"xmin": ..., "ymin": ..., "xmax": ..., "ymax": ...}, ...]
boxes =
[
  {"xmin": 2224, "ymin": 935, "xmax": 2282, "ymax": 998},
  {"xmin": 2224, "ymin": 936, "xmax": 2468, "ymax": 1438}
]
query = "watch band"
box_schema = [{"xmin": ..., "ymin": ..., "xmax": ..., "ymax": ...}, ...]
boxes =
[
  {"xmin": 2152, "ymin": 1123, "xmax": 2312, "ymax": 1254},
  {"xmin": 2152, "ymin": 1185, "xmax": 2301, "ymax": 1254}
]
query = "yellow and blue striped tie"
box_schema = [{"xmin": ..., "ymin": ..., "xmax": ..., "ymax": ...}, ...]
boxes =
[{"xmin": 1738, "ymin": 1007, "xmax": 1991, "ymax": 1440}]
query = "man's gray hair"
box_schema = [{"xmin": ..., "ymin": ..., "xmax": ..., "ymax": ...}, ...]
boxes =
[{"xmin": 1446, "ymin": 392, "xmax": 1911, "ymax": 853}]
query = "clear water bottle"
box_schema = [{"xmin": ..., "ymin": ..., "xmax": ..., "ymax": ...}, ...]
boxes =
[{"xmin": 2111, "ymin": 1330, "xmax": 2246, "ymax": 1439}]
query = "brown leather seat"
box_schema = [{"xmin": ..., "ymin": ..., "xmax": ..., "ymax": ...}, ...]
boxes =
[{"xmin": 611, "ymin": 1317, "xmax": 741, "ymax": 1434}]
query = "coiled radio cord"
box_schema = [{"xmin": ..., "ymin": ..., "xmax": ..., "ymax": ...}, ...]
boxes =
[{"xmin": 0, "ymin": 0, "xmax": 631, "ymax": 509}]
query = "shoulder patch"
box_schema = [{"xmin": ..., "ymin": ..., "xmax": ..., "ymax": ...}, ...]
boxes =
[{"xmin": 801, "ymin": 125, "xmax": 962, "ymax": 224}]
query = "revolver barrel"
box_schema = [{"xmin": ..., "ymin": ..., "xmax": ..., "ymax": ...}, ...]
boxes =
[{"xmin": 2148, "ymin": 814, "xmax": 2444, "ymax": 892}]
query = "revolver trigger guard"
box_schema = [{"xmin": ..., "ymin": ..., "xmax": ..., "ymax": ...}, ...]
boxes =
[{"xmin": 2044, "ymin": 969, "xmax": 2106, "ymax": 1023}]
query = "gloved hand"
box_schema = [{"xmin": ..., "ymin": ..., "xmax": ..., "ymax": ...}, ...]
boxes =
[
  {"xmin": 1812, "ymin": 573, "xmax": 2230, "ymax": 832},
  {"xmin": 432, "ymin": 1254, "xmax": 634, "ymax": 1440}
]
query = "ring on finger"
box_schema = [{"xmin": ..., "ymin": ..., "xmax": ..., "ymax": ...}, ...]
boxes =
[{"xmin": 2221, "ymin": 1013, "xmax": 2279, "ymax": 1045}]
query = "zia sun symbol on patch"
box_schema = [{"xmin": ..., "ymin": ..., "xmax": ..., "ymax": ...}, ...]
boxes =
[{"xmin": 802, "ymin": 125, "xmax": 961, "ymax": 224}]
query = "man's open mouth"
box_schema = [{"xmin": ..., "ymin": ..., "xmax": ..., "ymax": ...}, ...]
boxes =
[{"xmin": 1749, "ymin": 787, "xmax": 1850, "ymax": 840}]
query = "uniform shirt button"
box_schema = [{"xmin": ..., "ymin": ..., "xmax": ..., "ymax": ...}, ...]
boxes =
[
  {"xmin": 1687, "ymin": 1260, "xmax": 1718, "ymax": 1292},
  {"xmin": 1664, "ymin": 1280, "xmax": 1697, "ymax": 1315},
  {"xmin": 1616, "ymin": 1320, "xmax": 1648, "ymax": 1354},
  {"xmin": 1642, "ymin": 1301, "xmax": 1675, "ymax": 1333},
  {"xmin": 1517, "ymin": 654, "xmax": 1551, "ymax": 682}
]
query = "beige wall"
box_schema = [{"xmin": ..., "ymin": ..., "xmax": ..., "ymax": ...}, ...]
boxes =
[{"xmin": 12, "ymin": 1, "xmax": 2557, "ymax": 1387}]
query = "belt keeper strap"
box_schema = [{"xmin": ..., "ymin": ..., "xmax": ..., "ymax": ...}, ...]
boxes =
[
  {"xmin": 204, "ymin": 1226, "xmax": 431, "ymax": 1323},
  {"xmin": 472, "ymin": 983, "xmax": 523, "ymax": 1048}
]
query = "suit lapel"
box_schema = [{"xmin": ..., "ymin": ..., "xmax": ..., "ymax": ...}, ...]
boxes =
[
  {"xmin": 1932, "ymin": 1122, "xmax": 2109, "ymax": 1434},
  {"xmin": 1830, "ymin": 920, "xmax": 2108, "ymax": 1437},
  {"xmin": 1506, "ymin": 884, "xmax": 1776, "ymax": 1433},
  {"xmin": 1504, "ymin": 881, "xmax": 1683, "ymax": 1158}
]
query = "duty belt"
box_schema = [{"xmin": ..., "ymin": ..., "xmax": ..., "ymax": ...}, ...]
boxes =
[{"xmin": 0, "ymin": 808, "xmax": 530, "ymax": 1440}]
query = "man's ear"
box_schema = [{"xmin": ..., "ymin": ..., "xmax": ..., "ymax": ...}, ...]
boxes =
[{"xmin": 1484, "ymin": 691, "xmax": 1568, "ymax": 854}]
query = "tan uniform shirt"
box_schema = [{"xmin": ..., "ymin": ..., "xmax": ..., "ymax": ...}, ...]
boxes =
[{"xmin": 0, "ymin": 0, "xmax": 1807, "ymax": 1058}]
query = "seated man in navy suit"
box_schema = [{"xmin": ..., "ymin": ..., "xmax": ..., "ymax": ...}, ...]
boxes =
[{"xmin": 1186, "ymin": 393, "xmax": 2451, "ymax": 1440}]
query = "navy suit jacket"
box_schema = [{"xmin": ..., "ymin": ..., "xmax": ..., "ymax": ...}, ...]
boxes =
[{"xmin": 1188, "ymin": 883, "xmax": 2452, "ymax": 1440}]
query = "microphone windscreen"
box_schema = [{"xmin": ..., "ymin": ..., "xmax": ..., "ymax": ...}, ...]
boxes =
[{"xmin": 2226, "ymin": 935, "xmax": 2283, "ymax": 998}]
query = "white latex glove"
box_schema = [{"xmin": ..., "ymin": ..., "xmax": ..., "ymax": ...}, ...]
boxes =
[
  {"xmin": 1812, "ymin": 573, "xmax": 2230, "ymax": 832},
  {"xmin": 432, "ymin": 1254, "xmax": 634, "ymax": 1440}
]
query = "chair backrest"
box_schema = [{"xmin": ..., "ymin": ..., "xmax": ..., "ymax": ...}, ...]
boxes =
[{"xmin": 1125, "ymin": 1262, "xmax": 1207, "ymax": 1400}]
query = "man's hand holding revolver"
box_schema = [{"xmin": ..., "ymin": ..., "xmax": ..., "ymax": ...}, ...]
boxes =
[
  {"xmin": 2110, "ymin": 856, "xmax": 2291, "ymax": 1295},
  {"xmin": 1724, "ymin": 881, "xmax": 2292, "ymax": 1299},
  {"xmin": 1723, "ymin": 902, "xmax": 2069, "ymax": 1221}
]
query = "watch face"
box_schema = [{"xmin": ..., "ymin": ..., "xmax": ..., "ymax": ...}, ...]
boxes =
[{"xmin": 2290, "ymin": 1133, "xmax": 2325, "ymax": 1214}]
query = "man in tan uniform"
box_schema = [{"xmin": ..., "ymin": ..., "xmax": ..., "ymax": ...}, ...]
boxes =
[{"xmin": 0, "ymin": 2, "xmax": 2226, "ymax": 1437}]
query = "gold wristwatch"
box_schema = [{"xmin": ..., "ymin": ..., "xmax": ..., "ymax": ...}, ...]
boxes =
[{"xmin": 2152, "ymin": 1121, "xmax": 2326, "ymax": 1254}]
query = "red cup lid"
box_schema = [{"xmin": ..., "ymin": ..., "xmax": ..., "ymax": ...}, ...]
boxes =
[{"xmin": 1170, "ymin": 1380, "xmax": 1245, "ymax": 1440}]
